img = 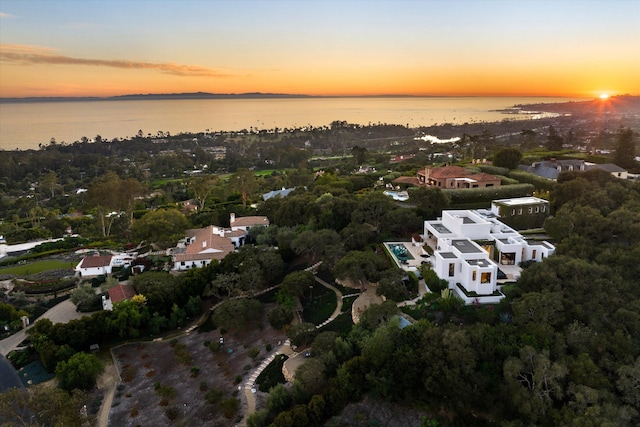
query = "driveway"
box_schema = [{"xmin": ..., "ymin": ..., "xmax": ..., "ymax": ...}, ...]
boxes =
[{"xmin": 0, "ymin": 299, "xmax": 91, "ymax": 356}]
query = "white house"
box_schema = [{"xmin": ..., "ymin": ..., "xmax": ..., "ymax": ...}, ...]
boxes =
[
  {"xmin": 424, "ymin": 209, "xmax": 555, "ymax": 303},
  {"xmin": 171, "ymin": 214, "xmax": 269, "ymax": 271},
  {"xmin": 75, "ymin": 255, "xmax": 114, "ymax": 277}
]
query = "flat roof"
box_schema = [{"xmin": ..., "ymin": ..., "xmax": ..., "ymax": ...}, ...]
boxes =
[
  {"xmin": 466, "ymin": 259, "xmax": 492, "ymax": 267},
  {"xmin": 431, "ymin": 223, "xmax": 452, "ymax": 234},
  {"xmin": 493, "ymin": 197, "xmax": 548, "ymax": 206},
  {"xmin": 527, "ymin": 240, "xmax": 554, "ymax": 248},
  {"xmin": 451, "ymin": 239, "xmax": 482, "ymax": 253},
  {"xmin": 440, "ymin": 252, "xmax": 457, "ymax": 259}
]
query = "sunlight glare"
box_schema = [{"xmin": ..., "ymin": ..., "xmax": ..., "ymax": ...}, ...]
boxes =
[{"xmin": 599, "ymin": 93, "xmax": 609, "ymax": 100}]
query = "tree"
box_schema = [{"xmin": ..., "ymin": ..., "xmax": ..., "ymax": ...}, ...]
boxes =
[
  {"xmin": 107, "ymin": 298, "xmax": 149, "ymax": 338},
  {"xmin": 291, "ymin": 229, "xmax": 341, "ymax": 264},
  {"xmin": 351, "ymin": 192, "xmax": 394, "ymax": 234},
  {"xmin": 40, "ymin": 171, "xmax": 59, "ymax": 198},
  {"xmin": 351, "ymin": 146, "xmax": 368, "ymax": 165},
  {"xmin": 613, "ymin": 127, "xmax": 636, "ymax": 169},
  {"xmin": 131, "ymin": 208, "xmax": 189, "ymax": 249},
  {"xmin": 281, "ymin": 271, "xmax": 316, "ymax": 298},
  {"xmin": 503, "ymin": 346, "xmax": 568, "ymax": 423},
  {"xmin": 267, "ymin": 383, "xmax": 292, "ymax": 414},
  {"xmin": 70, "ymin": 284, "xmax": 101, "ymax": 312},
  {"xmin": 376, "ymin": 269, "xmax": 409, "ymax": 302},
  {"xmin": 188, "ymin": 175, "xmax": 218, "ymax": 211},
  {"xmin": 55, "ymin": 351, "xmax": 104, "ymax": 392},
  {"xmin": 0, "ymin": 387, "xmax": 90, "ymax": 427},
  {"xmin": 333, "ymin": 250, "xmax": 388, "ymax": 290},
  {"xmin": 409, "ymin": 187, "xmax": 450, "ymax": 220},
  {"xmin": 294, "ymin": 358, "xmax": 327, "ymax": 397},
  {"xmin": 268, "ymin": 305, "xmax": 294, "ymax": 330},
  {"xmin": 356, "ymin": 300, "xmax": 400, "ymax": 332},
  {"xmin": 545, "ymin": 125, "xmax": 564, "ymax": 151},
  {"xmin": 493, "ymin": 148, "xmax": 523, "ymax": 170},
  {"xmin": 228, "ymin": 168, "xmax": 258, "ymax": 209},
  {"xmin": 85, "ymin": 172, "xmax": 122, "ymax": 237},
  {"xmin": 212, "ymin": 298, "xmax": 263, "ymax": 331}
]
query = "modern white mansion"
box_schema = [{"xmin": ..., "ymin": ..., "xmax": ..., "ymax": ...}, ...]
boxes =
[{"xmin": 424, "ymin": 208, "xmax": 555, "ymax": 303}]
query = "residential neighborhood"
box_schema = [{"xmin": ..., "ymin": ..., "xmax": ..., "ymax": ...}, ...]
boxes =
[{"xmin": 1, "ymin": 96, "xmax": 639, "ymax": 427}]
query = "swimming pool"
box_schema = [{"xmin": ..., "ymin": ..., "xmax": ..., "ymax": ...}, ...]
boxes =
[{"xmin": 388, "ymin": 243, "xmax": 414, "ymax": 261}]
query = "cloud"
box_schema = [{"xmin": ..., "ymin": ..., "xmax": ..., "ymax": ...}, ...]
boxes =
[
  {"xmin": 0, "ymin": 44, "xmax": 232, "ymax": 78},
  {"xmin": 0, "ymin": 12, "xmax": 14, "ymax": 18}
]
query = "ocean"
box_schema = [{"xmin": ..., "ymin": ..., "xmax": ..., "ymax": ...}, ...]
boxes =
[{"xmin": 0, "ymin": 96, "xmax": 585, "ymax": 151}]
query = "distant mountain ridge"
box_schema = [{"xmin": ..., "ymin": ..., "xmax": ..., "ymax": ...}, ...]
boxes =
[{"xmin": 0, "ymin": 92, "xmax": 315, "ymax": 103}]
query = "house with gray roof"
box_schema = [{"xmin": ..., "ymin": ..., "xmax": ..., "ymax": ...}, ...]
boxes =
[{"xmin": 520, "ymin": 159, "xmax": 627, "ymax": 180}]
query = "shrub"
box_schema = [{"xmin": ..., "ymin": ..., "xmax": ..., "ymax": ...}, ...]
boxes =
[
  {"xmin": 165, "ymin": 406, "xmax": 179, "ymax": 421},
  {"xmin": 205, "ymin": 388, "xmax": 222, "ymax": 404},
  {"xmin": 248, "ymin": 347, "xmax": 260, "ymax": 359}
]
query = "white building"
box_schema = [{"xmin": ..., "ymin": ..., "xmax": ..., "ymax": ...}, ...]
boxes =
[
  {"xmin": 171, "ymin": 213, "xmax": 270, "ymax": 271},
  {"xmin": 424, "ymin": 209, "xmax": 555, "ymax": 303}
]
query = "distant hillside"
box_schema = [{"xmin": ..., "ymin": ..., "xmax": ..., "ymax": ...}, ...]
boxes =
[{"xmin": 0, "ymin": 92, "xmax": 313, "ymax": 103}]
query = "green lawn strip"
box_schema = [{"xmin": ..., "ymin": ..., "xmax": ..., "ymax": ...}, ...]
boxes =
[
  {"xmin": 317, "ymin": 312, "xmax": 354, "ymax": 337},
  {"xmin": 302, "ymin": 285, "xmax": 336, "ymax": 325},
  {"xmin": 255, "ymin": 354, "xmax": 288, "ymax": 392},
  {"xmin": 0, "ymin": 260, "xmax": 76, "ymax": 276}
]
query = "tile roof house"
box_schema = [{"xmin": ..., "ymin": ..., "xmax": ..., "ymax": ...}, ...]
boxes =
[
  {"xmin": 75, "ymin": 255, "xmax": 113, "ymax": 278},
  {"xmin": 171, "ymin": 213, "xmax": 269, "ymax": 271},
  {"xmin": 417, "ymin": 165, "xmax": 501, "ymax": 189},
  {"xmin": 102, "ymin": 283, "xmax": 137, "ymax": 311},
  {"xmin": 74, "ymin": 253, "xmax": 135, "ymax": 278},
  {"xmin": 229, "ymin": 213, "xmax": 270, "ymax": 231}
]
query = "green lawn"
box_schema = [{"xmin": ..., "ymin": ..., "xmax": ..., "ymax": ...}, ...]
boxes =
[
  {"xmin": 302, "ymin": 285, "xmax": 337, "ymax": 325},
  {"xmin": 0, "ymin": 260, "xmax": 76, "ymax": 276}
]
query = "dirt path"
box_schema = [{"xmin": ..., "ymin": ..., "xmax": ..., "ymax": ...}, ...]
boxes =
[
  {"xmin": 352, "ymin": 286, "xmax": 384, "ymax": 324},
  {"xmin": 96, "ymin": 360, "xmax": 119, "ymax": 427}
]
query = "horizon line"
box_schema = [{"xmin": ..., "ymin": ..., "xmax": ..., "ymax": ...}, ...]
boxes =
[{"xmin": 0, "ymin": 91, "xmax": 619, "ymax": 102}]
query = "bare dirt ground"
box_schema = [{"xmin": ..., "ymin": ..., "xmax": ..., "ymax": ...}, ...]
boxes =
[{"xmin": 106, "ymin": 307, "xmax": 287, "ymax": 427}]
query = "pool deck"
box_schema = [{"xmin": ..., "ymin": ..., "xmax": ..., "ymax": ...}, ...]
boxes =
[{"xmin": 385, "ymin": 241, "xmax": 430, "ymax": 270}]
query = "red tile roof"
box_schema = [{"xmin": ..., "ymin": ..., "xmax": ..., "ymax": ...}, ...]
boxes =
[
  {"xmin": 108, "ymin": 284, "xmax": 136, "ymax": 304},
  {"xmin": 80, "ymin": 255, "xmax": 112, "ymax": 268},
  {"xmin": 230, "ymin": 216, "xmax": 269, "ymax": 227}
]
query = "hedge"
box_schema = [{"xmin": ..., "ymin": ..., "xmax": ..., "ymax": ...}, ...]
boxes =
[
  {"xmin": 507, "ymin": 170, "xmax": 556, "ymax": 191},
  {"xmin": 443, "ymin": 183, "xmax": 535, "ymax": 205},
  {"xmin": 477, "ymin": 165, "xmax": 509, "ymax": 176}
]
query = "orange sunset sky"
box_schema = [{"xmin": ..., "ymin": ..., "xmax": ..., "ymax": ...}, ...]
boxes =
[{"xmin": 0, "ymin": 0, "xmax": 639, "ymax": 98}]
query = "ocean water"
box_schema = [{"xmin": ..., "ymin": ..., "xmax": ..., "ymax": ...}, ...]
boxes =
[{"xmin": 0, "ymin": 96, "xmax": 584, "ymax": 150}]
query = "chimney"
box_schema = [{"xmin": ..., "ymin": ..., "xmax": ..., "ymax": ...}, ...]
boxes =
[{"xmin": 230, "ymin": 213, "xmax": 236, "ymax": 224}]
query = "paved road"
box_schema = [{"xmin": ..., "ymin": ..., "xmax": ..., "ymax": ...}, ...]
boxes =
[
  {"xmin": 0, "ymin": 299, "xmax": 91, "ymax": 356},
  {"xmin": 240, "ymin": 340, "xmax": 295, "ymax": 426},
  {"xmin": 0, "ymin": 354, "xmax": 24, "ymax": 391}
]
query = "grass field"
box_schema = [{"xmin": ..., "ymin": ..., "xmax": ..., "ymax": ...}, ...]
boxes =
[{"xmin": 0, "ymin": 260, "xmax": 76, "ymax": 276}]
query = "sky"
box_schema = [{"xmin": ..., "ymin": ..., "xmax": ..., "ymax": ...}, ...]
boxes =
[{"xmin": 0, "ymin": 0, "xmax": 638, "ymax": 98}]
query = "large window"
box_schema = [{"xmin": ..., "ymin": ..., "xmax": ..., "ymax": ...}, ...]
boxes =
[
  {"xmin": 481, "ymin": 272, "xmax": 491, "ymax": 284},
  {"xmin": 448, "ymin": 263, "xmax": 455, "ymax": 277}
]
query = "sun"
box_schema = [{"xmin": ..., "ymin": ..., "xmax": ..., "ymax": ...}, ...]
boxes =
[{"xmin": 599, "ymin": 93, "xmax": 610, "ymax": 100}]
